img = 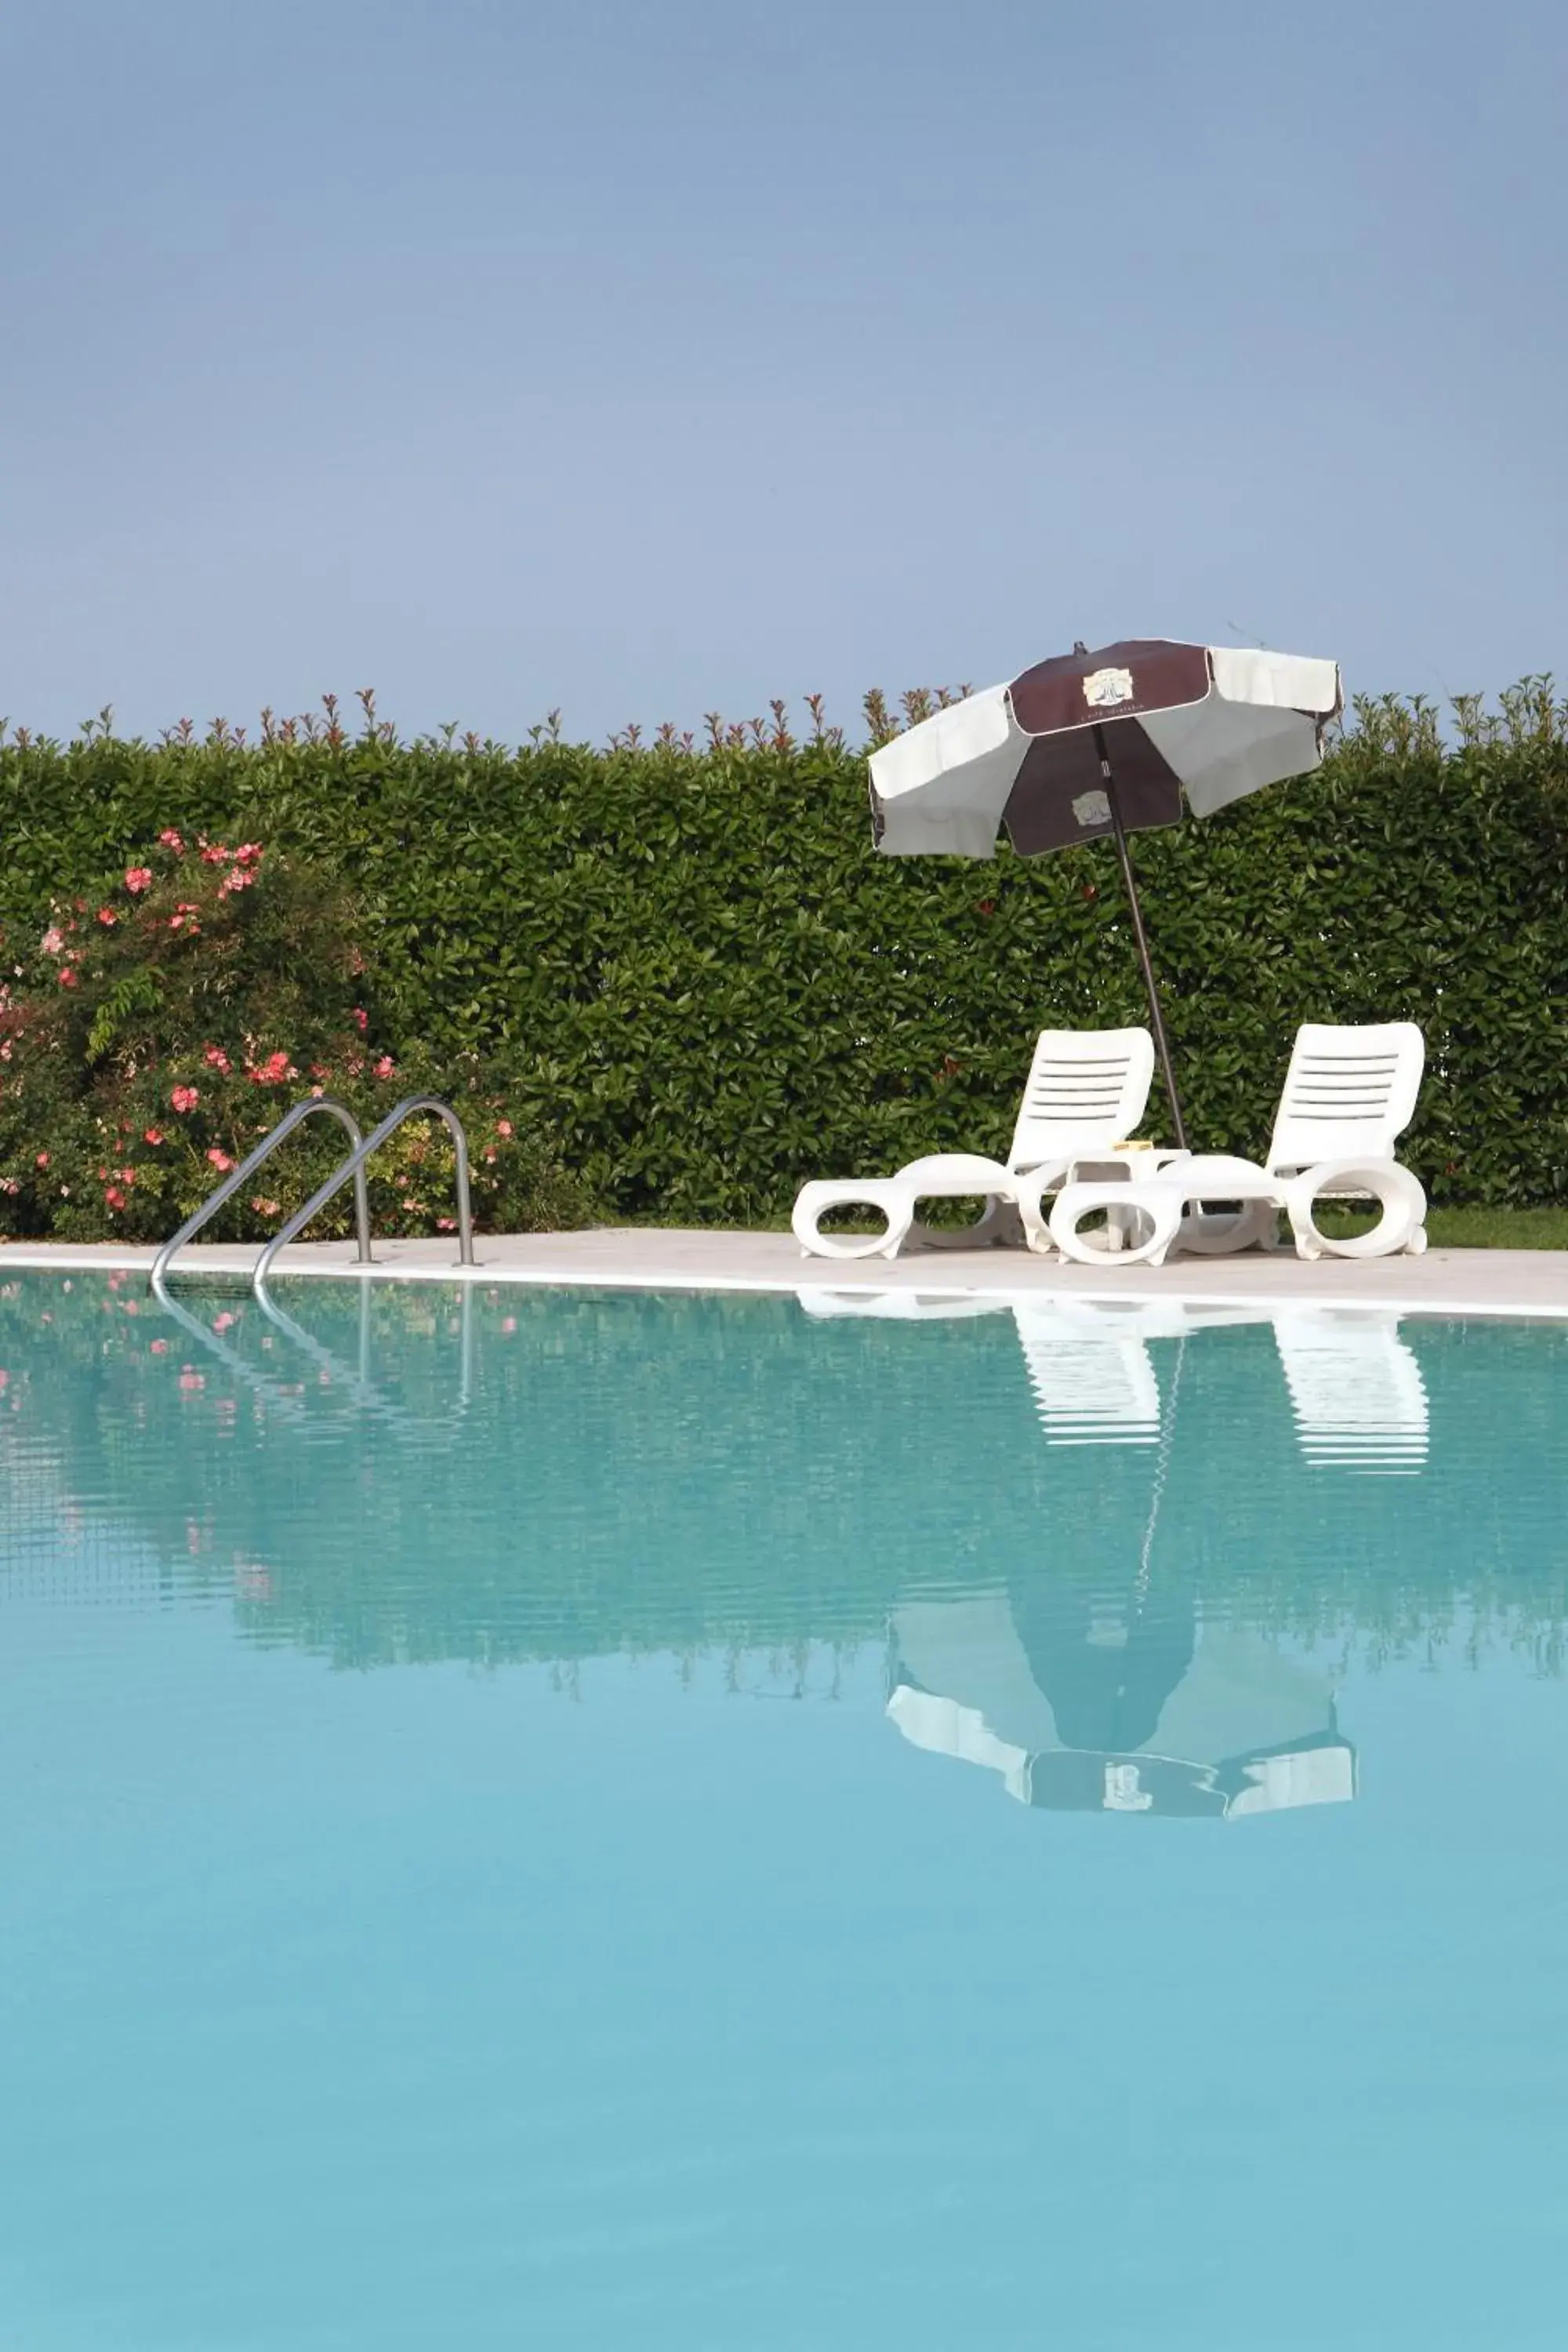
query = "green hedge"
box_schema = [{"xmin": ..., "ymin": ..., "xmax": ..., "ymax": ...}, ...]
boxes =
[{"xmin": 3, "ymin": 685, "xmax": 1566, "ymax": 1216}]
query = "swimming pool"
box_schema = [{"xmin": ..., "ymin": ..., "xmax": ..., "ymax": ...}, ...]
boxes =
[{"xmin": 2, "ymin": 1273, "xmax": 1566, "ymax": 2348}]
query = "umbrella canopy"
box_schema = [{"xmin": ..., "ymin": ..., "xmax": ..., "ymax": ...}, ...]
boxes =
[
  {"xmin": 868, "ymin": 639, "xmax": 1341, "ymax": 858},
  {"xmin": 866, "ymin": 638, "xmax": 1342, "ymax": 1146}
]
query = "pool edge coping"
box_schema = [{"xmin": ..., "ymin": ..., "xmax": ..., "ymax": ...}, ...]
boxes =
[{"xmin": 5, "ymin": 1236, "xmax": 1568, "ymax": 1323}]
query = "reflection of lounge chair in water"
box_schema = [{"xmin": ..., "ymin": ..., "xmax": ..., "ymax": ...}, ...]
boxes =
[
  {"xmin": 795, "ymin": 1290, "xmax": 1010, "ymax": 1323},
  {"xmin": 800, "ymin": 1290, "xmax": 1426, "ymax": 1477},
  {"xmin": 1013, "ymin": 1299, "xmax": 1167, "ymax": 1446},
  {"xmin": 800, "ymin": 1290, "xmax": 1261, "ymax": 1449},
  {"xmin": 887, "ymin": 1590, "xmax": 1355, "ymax": 1820},
  {"xmin": 1272, "ymin": 1308, "xmax": 1428, "ymax": 1475}
]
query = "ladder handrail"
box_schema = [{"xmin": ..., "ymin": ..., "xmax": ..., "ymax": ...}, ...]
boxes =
[
  {"xmin": 252, "ymin": 1094, "xmax": 475, "ymax": 1288},
  {"xmin": 150, "ymin": 1095, "xmax": 371, "ymax": 1289}
]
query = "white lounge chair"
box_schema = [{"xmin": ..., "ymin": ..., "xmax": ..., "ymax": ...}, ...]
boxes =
[
  {"xmin": 1047, "ymin": 1021, "xmax": 1427, "ymax": 1268},
  {"xmin": 792, "ymin": 1027, "xmax": 1156, "ymax": 1261}
]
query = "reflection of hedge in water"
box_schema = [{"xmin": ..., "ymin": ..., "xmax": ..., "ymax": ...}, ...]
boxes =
[{"xmin": 2, "ymin": 1279, "xmax": 1566, "ymax": 1672}]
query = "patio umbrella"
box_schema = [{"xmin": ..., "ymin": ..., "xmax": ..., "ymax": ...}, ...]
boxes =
[{"xmin": 867, "ymin": 638, "xmax": 1342, "ymax": 1148}]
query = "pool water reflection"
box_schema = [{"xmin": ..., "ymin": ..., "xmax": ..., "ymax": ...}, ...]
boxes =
[{"xmin": 1, "ymin": 1276, "xmax": 1566, "ymax": 2350}]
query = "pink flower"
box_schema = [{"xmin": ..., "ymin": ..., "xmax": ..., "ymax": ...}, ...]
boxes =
[
  {"xmin": 233, "ymin": 842, "xmax": 263, "ymax": 864},
  {"xmin": 218, "ymin": 868, "xmax": 256, "ymax": 895},
  {"xmin": 104, "ymin": 1185, "xmax": 127, "ymax": 1210},
  {"xmin": 495, "ymin": 1118, "xmax": 513, "ymax": 1138},
  {"xmin": 203, "ymin": 1046, "xmax": 231, "ymax": 1073},
  {"xmin": 248, "ymin": 1050, "xmax": 294, "ymax": 1086},
  {"xmin": 150, "ymin": 1338, "xmax": 169, "ymax": 1354},
  {"xmin": 212, "ymin": 1312, "xmax": 236, "ymax": 1334},
  {"xmin": 171, "ymin": 1085, "xmax": 199, "ymax": 1112},
  {"xmin": 34, "ymin": 1150, "xmax": 48, "ymax": 1168},
  {"xmin": 96, "ymin": 906, "xmax": 118, "ymax": 927},
  {"xmin": 178, "ymin": 1370, "xmax": 205, "ymax": 1392},
  {"xmin": 251, "ymin": 1196, "xmax": 281, "ymax": 1216},
  {"xmin": 207, "ymin": 1148, "xmax": 234, "ymax": 1171},
  {"xmin": 373, "ymin": 1054, "xmax": 395, "ymax": 1080},
  {"xmin": 159, "ymin": 829, "xmax": 186, "ymax": 853},
  {"xmin": 437, "ymin": 1216, "xmax": 456, "ymax": 1231},
  {"xmin": 143, "ymin": 1127, "xmax": 163, "ymax": 1145},
  {"xmin": 482, "ymin": 1146, "xmax": 496, "ymax": 1164},
  {"xmin": 58, "ymin": 967, "xmax": 78, "ymax": 988},
  {"xmin": 351, "ymin": 1007, "xmax": 368, "ymax": 1033},
  {"xmin": 39, "ymin": 926, "xmax": 64, "ymax": 955},
  {"xmin": 500, "ymin": 1316, "xmax": 517, "ymax": 1335},
  {"xmin": 200, "ymin": 843, "xmax": 229, "ymax": 866},
  {"xmin": 124, "ymin": 866, "xmax": 153, "ymax": 894}
]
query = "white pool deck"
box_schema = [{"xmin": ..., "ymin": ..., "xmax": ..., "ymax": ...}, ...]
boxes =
[{"xmin": 5, "ymin": 1227, "xmax": 1568, "ymax": 1319}]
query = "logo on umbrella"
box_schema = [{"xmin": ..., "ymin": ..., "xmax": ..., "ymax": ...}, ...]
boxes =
[{"xmin": 1082, "ymin": 666, "xmax": 1135, "ymax": 709}]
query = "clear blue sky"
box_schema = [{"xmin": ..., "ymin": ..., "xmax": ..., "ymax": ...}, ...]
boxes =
[{"xmin": 2, "ymin": 0, "xmax": 1563, "ymax": 745}]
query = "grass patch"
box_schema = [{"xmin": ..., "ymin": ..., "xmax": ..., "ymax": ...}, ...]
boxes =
[
  {"xmin": 1423, "ymin": 1207, "xmax": 1568, "ymax": 1250},
  {"xmin": 618, "ymin": 1204, "xmax": 1568, "ymax": 1250}
]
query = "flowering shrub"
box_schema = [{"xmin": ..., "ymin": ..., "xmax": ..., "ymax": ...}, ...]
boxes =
[{"xmin": 0, "ymin": 835, "xmax": 595, "ymax": 1242}]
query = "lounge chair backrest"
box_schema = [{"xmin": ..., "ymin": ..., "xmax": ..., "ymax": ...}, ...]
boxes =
[
  {"xmin": 1005, "ymin": 1027, "xmax": 1155, "ymax": 1174},
  {"xmin": 1265, "ymin": 1022, "xmax": 1425, "ymax": 1173}
]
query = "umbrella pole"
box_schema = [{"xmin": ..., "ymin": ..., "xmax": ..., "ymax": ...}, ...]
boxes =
[{"xmin": 1093, "ymin": 724, "xmax": 1189, "ymax": 1151}]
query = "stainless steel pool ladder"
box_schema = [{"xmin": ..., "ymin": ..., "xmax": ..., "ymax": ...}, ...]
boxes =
[
  {"xmin": 253, "ymin": 1094, "xmax": 474, "ymax": 1288},
  {"xmin": 150, "ymin": 1092, "xmax": 475, "ymax": 1292}
]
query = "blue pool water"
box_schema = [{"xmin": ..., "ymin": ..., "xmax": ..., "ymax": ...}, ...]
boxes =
[{"xmin": 2, "ymin": 1273, "xmax": 1567, "ymax": 2349}]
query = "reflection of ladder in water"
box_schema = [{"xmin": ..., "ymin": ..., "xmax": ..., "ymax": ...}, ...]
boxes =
[
  {"xmin": 149, "ymin": 1272, "xmax": 477, "ymax": 1450},
  {"xmin": 1012, "ymin": 1303, "xmax": 1162, "ymax": 1446},
  {"xmin": 1272, "ymin": 1310, "xmax": 1428, "ymax": 1475}
]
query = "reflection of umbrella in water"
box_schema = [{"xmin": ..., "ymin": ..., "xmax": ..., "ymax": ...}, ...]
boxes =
[
  {"xmin": 884, "ymin": 1314, "xmax": 1355, "ymax": 1818},
  {"xmin": 888, "ymin": 1588, "xmax": 1354, "ymax": 1820}
]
